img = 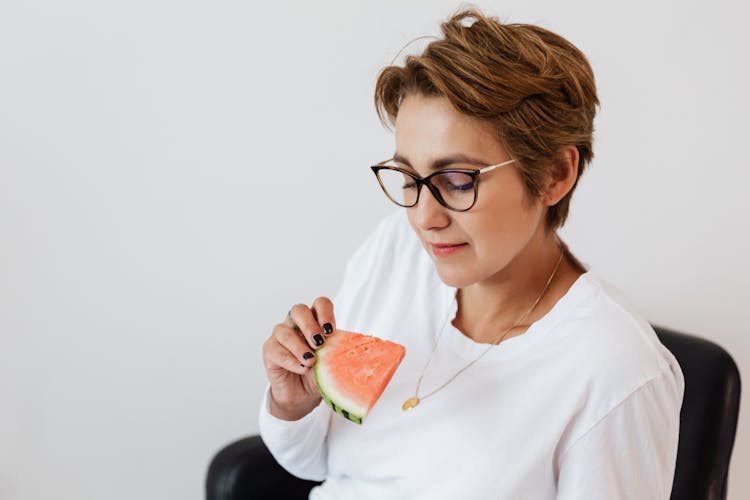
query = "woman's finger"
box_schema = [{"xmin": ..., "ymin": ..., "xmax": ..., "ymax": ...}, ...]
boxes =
[
  {"xmin": 288, "ymin": 303, "xmax": 326, "ymax": 349},
  {"xmin": 275, "ymin": 324, "xmax": 317, "ymax": 368},
  {"xmin": 311, "ymin": 296, "xmax": 336, "ymax": 335},
  {"xmin": 263, "ymin": 334, "xmax": 309, "ymax": 375}
]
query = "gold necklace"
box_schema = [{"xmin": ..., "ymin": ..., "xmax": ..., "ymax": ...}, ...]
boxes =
[{"xmin": 402, "ymin": 247, "xmax": 564, "ymax": 411}]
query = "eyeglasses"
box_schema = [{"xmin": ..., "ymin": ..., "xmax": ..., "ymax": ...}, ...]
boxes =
[{"xmin": 370, "ymin": 158, "xmax": 517, "ymax": 212}]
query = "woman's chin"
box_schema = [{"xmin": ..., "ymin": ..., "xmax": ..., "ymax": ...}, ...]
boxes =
[{"xmin": 433, "ymin": 263, "xmax": 475, "ymax": 289}]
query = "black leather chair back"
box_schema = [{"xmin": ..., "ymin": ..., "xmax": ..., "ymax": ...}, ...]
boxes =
[
  {"xmin": 206, "ymin": 435, "xmax": 319, "ymax": 499},
  {"xmin": 654, "ymin": 326, "xmax": 741, "ymax": 500}
]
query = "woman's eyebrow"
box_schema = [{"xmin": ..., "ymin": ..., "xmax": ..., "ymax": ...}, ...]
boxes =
[{"xmin": 392, "ymin": 152, "xmax": 489, "ymax": 171}]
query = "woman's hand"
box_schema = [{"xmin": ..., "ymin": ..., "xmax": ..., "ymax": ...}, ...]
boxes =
[{"xmin": 262, "ymin": 297, "xmax": 336, "ymax": 421}]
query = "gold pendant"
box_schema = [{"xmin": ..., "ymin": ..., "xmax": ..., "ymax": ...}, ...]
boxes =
[{"xmin": 402, "ymin": 396, "xmax": 420, "ymax": 411}]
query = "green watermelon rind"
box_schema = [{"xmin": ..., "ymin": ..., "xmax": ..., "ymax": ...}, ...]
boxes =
[{"xmin": 316, "ymin": 376, "xmax": 364, "ymax": 425}]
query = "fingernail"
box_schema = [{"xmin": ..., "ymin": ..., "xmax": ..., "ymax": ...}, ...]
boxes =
[
  {"xmin": 303, "ymin": 352, "xmax": 314, "ymax": 360},
  {"xmin": 300, "ymin": 363, "xmax": 305, "ymax": 367},
  {"xmin": 323, "ymin": 323, "xmax": 333, "ymax": 334},
  {"xmin": 313, "ymin": 334, "xmax": 324, "ymax": 346}
]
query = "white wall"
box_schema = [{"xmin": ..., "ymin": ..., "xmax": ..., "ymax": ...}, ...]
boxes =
[{"xmin": 1, "ymin": 0, "xmax": 747, "ymax": 498}]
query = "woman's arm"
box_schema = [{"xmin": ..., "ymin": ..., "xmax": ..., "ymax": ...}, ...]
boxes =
[
  {"xmin": 255, "ymin": 211, "xmax": 403, "ymax": 482},
  {"xmin": 257, "ymin": 296, "xmax": 336, "ymax": 481},
  {"xmin": 258, "ymin": 383, "xmax": 331, "ymax": 481},
  {"xmin": 556, "ymin": 366, "xmax": 684, "ymax": 499}
]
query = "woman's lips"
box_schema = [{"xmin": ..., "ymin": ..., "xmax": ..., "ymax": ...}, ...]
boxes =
[{"xmin": 430, "ymin": 243, "xmax": 468, "ymax": 257}]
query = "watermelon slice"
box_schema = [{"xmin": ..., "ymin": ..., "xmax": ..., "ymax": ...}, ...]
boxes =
[{"xmin": 314, "ymin": 329, "xmax": 406, "ymax": 425}]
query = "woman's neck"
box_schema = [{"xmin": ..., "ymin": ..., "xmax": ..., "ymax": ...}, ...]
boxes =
[{"xmin": 452, "ymin": 232, "xmax": 584, "ymax": 345}]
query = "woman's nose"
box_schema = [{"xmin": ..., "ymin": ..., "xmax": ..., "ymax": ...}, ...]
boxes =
[{"xmin": 411, "ymin": 185, "xmax": 451, "ymax": 230}]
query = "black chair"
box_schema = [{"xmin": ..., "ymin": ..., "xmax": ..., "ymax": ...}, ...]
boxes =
[
  {"xmin": 655, "ymin": 326, "xmax": 741, "ymax": 500},
  {"xmin": 206, "ymin": 326, "xmax": 741, "ymax": 500}
]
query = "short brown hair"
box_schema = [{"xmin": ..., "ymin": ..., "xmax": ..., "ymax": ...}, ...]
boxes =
[{"xmin": 374, "ymin": 7, "xmax": 599, "ymax": 230}]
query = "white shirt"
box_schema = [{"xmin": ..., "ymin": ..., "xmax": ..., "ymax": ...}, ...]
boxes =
[{"xmin": 259, "ymin": 210, "xmax": 684, "ymax": 500}]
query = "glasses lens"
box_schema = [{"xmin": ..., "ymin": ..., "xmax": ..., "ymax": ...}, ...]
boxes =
[
  {"xmin": 431, "ymin": 171, "xmax": 475, "ymax": 210},
  {"xmin": 375, "ymin": 168, "xmax": 477, "ymax": 210},
  {"xmin": 376, "ymin": 169, "xmax": 419, "ymax": 207}
]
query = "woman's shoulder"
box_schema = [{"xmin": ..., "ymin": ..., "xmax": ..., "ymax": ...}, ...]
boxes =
[
  {"xmin": 551, "ymin": 270, "xmax": 682, "ymax": 398},
  {"xmin": 539, "ymin": 270, "xmax": 685, "ymax": 454}
]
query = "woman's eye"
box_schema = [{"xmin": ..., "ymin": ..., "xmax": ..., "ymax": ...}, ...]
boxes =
[
  {"xmin": 447, "ymin": 181, "xmax": 473, "ymax": 191},
  {"xmin": 436, "ymin": 172, "xmax": 473, "ymax": 192}
]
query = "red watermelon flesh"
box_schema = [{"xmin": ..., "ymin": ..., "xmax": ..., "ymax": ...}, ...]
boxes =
[{"xmin": 314, "ymin": 329, "xmax": 406, "ymax": 424}]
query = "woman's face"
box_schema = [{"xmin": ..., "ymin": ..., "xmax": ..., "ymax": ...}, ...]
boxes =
[{"xmin": 394, "ymin": 94, "xmax": 547, "ymax": 288}]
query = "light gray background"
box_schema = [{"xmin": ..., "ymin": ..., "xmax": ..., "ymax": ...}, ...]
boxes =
[{"xmin": 1, "ymin": 0, "xmax": 747, "ymax": 498}]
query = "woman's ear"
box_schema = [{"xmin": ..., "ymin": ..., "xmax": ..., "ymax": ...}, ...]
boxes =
[{"xmin": 543, "ymin": 146, "xmax": 579, "ymax": 206}]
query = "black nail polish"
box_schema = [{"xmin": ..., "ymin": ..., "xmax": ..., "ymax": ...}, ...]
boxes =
[
  {"xmin": 300, "ymin": 363, "xmax": 305, "ymax": 367},
  {"xmin": 303, "ymin": 352, "xmax": 314, "ymax": 360},
  {"xmin": 313, "ymin": 334, "xmax": 324, "ymax": 346},
  {"xmin": 323, "ymin": 323, "xmax": 333, "ymax": 334}
]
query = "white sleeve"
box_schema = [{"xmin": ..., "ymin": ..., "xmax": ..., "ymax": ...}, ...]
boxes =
[
  {"xmin": 556, "ymin": 367, "xmax": 684, "ymax": 500},
  {"xmin": 257, "ymin": 385, "xmax": 331, "ymax": 481}
]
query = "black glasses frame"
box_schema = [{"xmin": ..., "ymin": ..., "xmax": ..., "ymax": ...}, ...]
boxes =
[{"xmin": 370, "ymin": 158, "xmax": 516, "ymax": 212}]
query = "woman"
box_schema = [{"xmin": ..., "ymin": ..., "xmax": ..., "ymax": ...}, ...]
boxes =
[{"xmin": 259, "ymin": 8, "xmax": 684, "ymax": 499}]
